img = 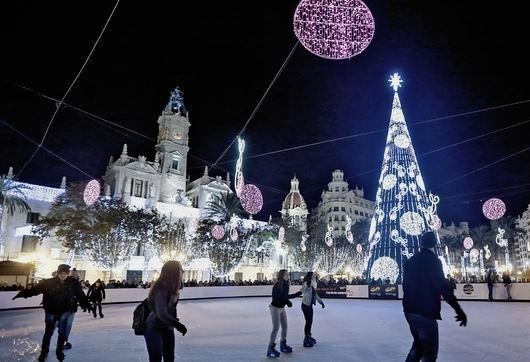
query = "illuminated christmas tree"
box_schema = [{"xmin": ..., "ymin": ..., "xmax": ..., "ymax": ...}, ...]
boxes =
[{"xmin": 364, "ymin": 73, "xmax": 440, "ymax": 283}]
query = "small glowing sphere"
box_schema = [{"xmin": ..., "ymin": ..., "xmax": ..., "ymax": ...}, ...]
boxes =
[
  {"xmin": 240, "ymin": 184, "xmax": 263, "ymax": 215},
  {"xmin": 356, "ymin": 243, "xmax": 362, "ymax": 253},
  {"xmin": 293, "ymin": 0, "xmax": 375, "ymax": 60},
  {"xmin": 431, "ymin": 215, "xmax": 442, "ymax": 231},
  {"xmin": 370, "ymin": 256, "xmax": 399, "ymax": 284},
  {"xmin": 470, "ymin": 248, "xmax": 479, "ymax": 258},
  {"xmin": 463, "ymin": 237, "xmax": 473, "ymax": 250},
  {"xmin": 482, "ymin": 198, "xmax": 506, "ymax": 220},
  {"xmin": 211, "ymin": 225, "xmax": 225, "ymax": 240},
  {"xmin": 382, "ymin": 174, "xmax": 397, "ymax": 190},
  {"xmin": 83, "ymin": 180, "xmax": 100, "ymax": 205}
]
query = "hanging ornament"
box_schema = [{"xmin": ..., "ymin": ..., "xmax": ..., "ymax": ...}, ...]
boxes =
[
  {"xmin": 211, "ymin": 225, "xmax": 225, "ymax": 240},
  {"xmin": 293, "ymin": 0, "xmax": 375, "ymax": 60},
  {"xmin": 483, "ymin": 244, "xmax": 491, "ymax": 259},
  {"xmin": 240, "ymin": 184, "xmax": 263, "ymax": 215},
  {"xmin": 482, "ymin": 198, "xmax": 506, "ymax": 220},
  {"xmin": 230, "ymin": 228, "xmax": 238, "ymax": 242},
  {"xmin": 430, "ymin": 214, "xmax": 442, "ymax": 231},
  {"xmin": 83, "ymin": 180, "xmax": 100, "ymax": 205},
  {"xmin": 470, "ymin": 248, "xmax": 479, "ymax": 260},
  {"xmin": 356, "ymin": 243, "xmax": 362, "ymax": 253},
  {"xmin": 495, "ymin": 227, "xmax": 508, "ymax": 247},
  {"xmin": 325, "ymin": 224, "xmax": 333, "ymax": 247},
  {"xmin": 278, "ymin": 226, "xmax": 285, "ymax": 242},
  {"xmin": 463, "ymin": 237, "xmax": 473, "ymax": 250},
  {"xmin": 235, "ymin": 137, "xmax": 245, "ymax": 197},
  {"xmin": 345, "ymin": 215, "xmax": 353, "ymax": 243},
  {"xmin": 300, "ymin": 235, "xmax": 307, "ymax": 251}
]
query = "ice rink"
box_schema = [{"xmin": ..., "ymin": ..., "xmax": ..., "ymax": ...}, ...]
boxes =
[{"xmin": 0, "ymin": 297, "xmax": 528, "ymax": 361}]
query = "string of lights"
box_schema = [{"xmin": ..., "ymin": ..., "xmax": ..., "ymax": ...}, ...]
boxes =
[{"xmin": 15, "ymin": 0, "xmax": 121, "ymax": 179}]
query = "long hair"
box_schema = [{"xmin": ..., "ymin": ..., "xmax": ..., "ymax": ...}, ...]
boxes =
[
  {"xmin": 274, "ymin": 269, "xmax": 288, "ymax": 288},
  {"xmin": 149, "ymin": 260, "xmax": 183, "ymax": 299},
  {"xmin": 303, "ymin": 272, "xmax": 314, "ymax": 288}
]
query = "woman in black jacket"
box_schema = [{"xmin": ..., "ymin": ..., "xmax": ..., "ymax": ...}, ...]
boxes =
[
  {"xmin": 145, "ymin": 261, "xmax": 187, "ymax": 362},
  {"xmin": 87, "ymin": 279, "xmax": 106, "ymax": 318},
  {"xmin": 266, "ymin": 269, "xmax": 302, "ymax": 358}
]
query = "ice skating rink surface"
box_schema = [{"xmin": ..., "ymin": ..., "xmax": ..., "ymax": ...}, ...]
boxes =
[{"xmin": 0, "ymin": 297, "xmax": 528, "ymax": 361}]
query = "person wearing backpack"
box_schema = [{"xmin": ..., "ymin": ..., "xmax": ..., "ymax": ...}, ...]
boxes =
[
  {"xmin": 300, "ymin": 272, "xmax": 325, "ymax": 348},
  {"xmin": 145, "ymin": 260, "xmax": 187, "ymax": 362}
]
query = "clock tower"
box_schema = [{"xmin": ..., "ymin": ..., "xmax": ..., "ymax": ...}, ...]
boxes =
[{"xmin": 155, "ymin": 87, "xmax": 191, "ymax": 203}]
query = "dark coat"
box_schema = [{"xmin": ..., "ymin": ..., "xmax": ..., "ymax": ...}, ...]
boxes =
[
  {"xmin": 147, "ymin": 287, "xmax": 180, "ymax": 329},
  {"xmin": 270, "ymin": 280, "xmax": 302, "ymax": 308},
  {"xmin": 402, "ymin": 249, "xmax": 462, "ymax": 320},
  {"xmin": 15, "ymin": 276, "xmax": 89, "ymax": 314},
  {"xmin": 87, "ymin": 284, "xmax": 106, "ymax": 302}
]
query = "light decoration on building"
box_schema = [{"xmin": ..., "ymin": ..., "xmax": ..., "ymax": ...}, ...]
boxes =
[
  {"xmin": 356, "ymin": 243, "xmax": 362, "ymax": 253},
  {"xmin": 278, "ymin": 226, "xmax": 285, "ymax": 242},
  {"xmin": 495, "ymin": 227, "xmax": 508, "ymax": 247},
  {"xmin": 470, "ymin": 248, "xmax": 479, "ymax": 263},
  {"xmin": 300, "ymin": 234, "xmax": 307, "ymax": 251},
  {"xmin": 463, "ymin": 237, "xmax": 473, "ymax": 250},
  {"xmin": 370, "ymin": 256, "xmax": 399, "ymax": 284},
  {"xmin": 325, "ymin": 224, "xmax": 333, "ymax": 247},
  {"xmin": 235, "ymin": 137, "xmax": 245, "ymax": 197},
  {"xmin": 345, "ymin": 215, "xmax": 353, "ymax": 243},
  {"xmin": 230, "ymin": 228, "xmax": 238, "ymax": 242},
  {"xmin": 83, "ymin": 180, "xmax": 100, "ymax": 205},
  {"xmin": 365, "ymin": 73, "xmax": 443, "ymax": 283},
  {"xmin": 240, "ymin": 184, "xmax": 263, "ymax": 215},
  {"xmin": 293, "ymin": 0, "xmax": 375, "ymax": 60},
  {"xmin": 483, "ymin": 244, "xmax": 491, "ymax": 259},
  {"xmin": 482, "ymin": 198, "xmax": 506, "ymax": 220},
  {"xmin": 211, "ymin": 225, "xmax": 225, "ymax": 240}
]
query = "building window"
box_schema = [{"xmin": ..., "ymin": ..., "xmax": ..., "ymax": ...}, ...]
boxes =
[
  {"xmin": 26, "ymin": 212, "xmax": 40, "ymax": 224},
  {"xmin": 342, "ymin": 187, "xmax": 346, "ymax": 192},
  {"xmin": 341, "ymin": 215, "xmax": 346, "ymax": 221},
  {"xmin": 171, "ymin": 157, "xmax": 179, "ymax": 171},
  {"xmin": 329, "ymin": 217, "xmax": 332, "ymax": 222},
  {"xmin": 333, "ymin": 207, "xmax": 339, "ymax": 212},
  {"xmin": 341, "ymin": 207, "xmax": 346, "ymax": 212},
  {"xmin": 334, "ymin": 216, "xmax": 339, "ymax": 221},
  {"xmin": 355, "ymin": 210, "xmax": 359, "ymax": 215},
  {"xmin": 21, "ymin": 235, "xmax": 38, "ymax": 253}
]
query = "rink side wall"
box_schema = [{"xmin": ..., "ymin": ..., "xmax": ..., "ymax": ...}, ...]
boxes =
[{"xmin": 1, "ymin": 283, "xmax": 529, "ymax": 310}]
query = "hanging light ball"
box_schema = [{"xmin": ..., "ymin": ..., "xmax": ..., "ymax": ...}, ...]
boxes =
[
  {"xmin": 240, "ymin": 184, "xmax": 263, "ymax": 215},
  {"xmin": 482, "ymin": 198, "xmax": 506, "ymax": 220},
  {"xmin": 211, "ymin": 225, "xmax": 225, "ymax": 240},
  {"xmin": 470, "ymin": 248, "xmax": 479, "ymax": 258},
  {"xmin": 370, "ymin": 256, "xmax": 399, "ymax": 284},
  {"xmin": 293, "ymin": 0, "xmax": 375, "ymax": 60},
  {"xmin": 463, "ymin": 237, "xmax": 473, "ymax": 250},
  {"xmin": 83, "ymin": 180, "xmax": 100, "ymax": 205}
]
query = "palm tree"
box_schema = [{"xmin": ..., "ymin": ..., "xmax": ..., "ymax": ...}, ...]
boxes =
[
  {"xmin": 0, "ymin": 174, "xmax": 31, "ymax": 255},
  {"xmin": 205, "ymin": 192, "xmax": 244, "ymax": 222},
  {"xmin": 469, "ymin": 225, "xmax": 491, "ymax": 249}
]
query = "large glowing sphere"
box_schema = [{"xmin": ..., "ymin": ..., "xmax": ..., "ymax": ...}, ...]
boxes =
[
  {"xmin": 463, "ymin": 237, "xmax": 473, "ymax": 250},
  {"xmin": 211, "ymin": 225, "xmax": 225, "ymax": 240},
  {"xmin": 482, "ymin": 198, "xmax": 506, "ymax": 220},
  {"xmin": 399, "ymin": 212, "xmax": 425, "ymax": 236},
  {"xmin": 240, "ymin": 184, "xmax": 263, "ymax": 215},
  {"xmin": 293, "ymin": 0, "xmax": 375, "ymax": 60},
  {"xmin": 83, "ymin": 180, "xmax": 100, "ymax": 205},
  {"xmin": 370, "ymin": 256, "xmax": 399, "ymax": 284}
]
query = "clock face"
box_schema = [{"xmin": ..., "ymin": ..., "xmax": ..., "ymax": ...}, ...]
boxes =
[{"xmin": 173, "ymin": 130, "xmax": 182, "ymax": 140}]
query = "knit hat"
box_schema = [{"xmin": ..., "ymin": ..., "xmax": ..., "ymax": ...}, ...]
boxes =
[
  {"xmin": 420, "ymin": 232, "xmax": 437, "ymax": 248},
  {"xmin": 57, "ymin": 264, "xmax": 71, "ymax": 274}
]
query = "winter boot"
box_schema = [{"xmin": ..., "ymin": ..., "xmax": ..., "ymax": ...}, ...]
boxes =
[
  {"xmin": 303, "ymin": 335, "xmax": 314, "ymax": 348},
  {"xmin": 64, "ymin": 339, "xmax": 72, "ymax": 350},
  {"xmin": 266, "ymin": 343, "xmax": 280, "ymax": 358},
  {"xmin": 37, "ymin": 351, "xmax": 47, "ymax": 362},
  {"xmin": 56, "ymin": 350, "xmax": 65, "ymax": 361},
  {"xmin": 280, "ymin": 340, "xmax": 293, "ymax": 353},
  {"xmin": 309, "ymin": 334, "xmax": 317, "ymax": 344}
]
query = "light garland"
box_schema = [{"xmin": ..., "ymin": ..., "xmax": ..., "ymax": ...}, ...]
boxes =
[
  {"xmin": 235, "ymin": 137, "xmax": 245, "ymax": 197},
  {"xmin": 211, "ymin": 225, "xmax": 225, "ymax": 240},
  {"xmin": 300, "ymin": 234, "xmax": 307, "ymax": 251},
  {"xmin": 230, "ymin": 228, "xmax": 238, "ymax": 242},
  {"xmin": 483, "ymin": 244, "xmax": 491, "ymax": 259},
  {"xmin": 278, "ymin": 226, "xmax": 285, "ymax": 242},
  {"xmin": 325, "ymin": 224, "xmax": 333, "ymax": 247},
  {"xmin": 293, "ymin": 0, "xmax": 375, "ymax": 60},
  {"xmin": 495, "ymin": 227, "xmax": 508, "ymax": 247},
  {"xmin": 83, "ymin": 180, "xmax": 100, "ymax": 205},
  {"xmin": 345, "ymin": 215, "xmax": 353, "ymax": 243},
  {"xmin": 463, "ymin": 237, "xmax": 473, "ymax": 250},
  {"xmin": 370, "ymin": 256, "xmax": 399, "ymax": 284},
  {"xmin": 240, "ymin": 184, "xmax": 263, "ymax": 215},
  {"xmin": 482, "ymin": 198, "xmax": 506, "ymax": 220}
]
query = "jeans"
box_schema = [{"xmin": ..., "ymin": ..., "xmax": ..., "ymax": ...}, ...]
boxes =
[
  {"xmin": 92, "ymin": 300, "xmax": 103, "ymax": 317},
  {"xmin": 64, "ymin": 312, "xmax": 75, "ymax": 340},
  {"xmin": 41, "ymin": 312, "xmax": 69, "ymax": 354},
  {"xmin": 269, "ymin": 305, "xmax": 287, "ymax": 344},
  {"xmin": 404, "ymin": 312, "xmax": 439, "ymax": 362},
  {"xmin": 301, "ymin": 303, "xmax": 313, "ymax": 336},
  {"xmin": 144, "ymin": 324, "xmax": 175, "ymax": 362}
]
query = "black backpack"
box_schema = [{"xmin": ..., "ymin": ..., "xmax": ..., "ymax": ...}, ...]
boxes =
[{"xmin": 132, "ymin": 298, "xmax": 151, "ymax": 335}]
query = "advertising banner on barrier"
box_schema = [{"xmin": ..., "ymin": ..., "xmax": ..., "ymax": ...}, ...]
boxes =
[
  {"xmin": 316, "ymin": 286, "xmax": 348, "ymax": 298},
  {"xmin": 368, "ymin": 284, "xmax": 399, "ymax": 299}
]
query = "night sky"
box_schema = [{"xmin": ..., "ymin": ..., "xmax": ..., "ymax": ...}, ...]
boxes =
[{"xmin": 1, "ymin": 1, "xmax": 529, "ymax": 226}]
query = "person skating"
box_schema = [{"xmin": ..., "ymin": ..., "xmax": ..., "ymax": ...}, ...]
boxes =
[
  {"xmin": 12, "ymin": 264, "xmax": 90, "ymax": 362},
  {"xmin": 403, "ymin": 232, "xmax": 467, "ymax": 362},
  {"xmin": 299, "ymin": 272, "xmax": 325, "ymax": 348},
  {"xmin": 87, "ymin": 279, "xmax": 106, "ymax": 318},
  {"xmin": 144, "ymin": 260, "xmax": 187, "ymax": 362},
  {"xmin": 266, "ymin": 269, "xmax": 302, "ymax": 358},
  {"xmin": 486, "ymin": 268, "xmax": 495, "ymax": 301},
  {"xmin": 502, "ymin": 271, "xmax": 512, "ymax": 300}
]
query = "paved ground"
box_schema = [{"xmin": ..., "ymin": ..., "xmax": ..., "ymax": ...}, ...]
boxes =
[{"xmin": 0, "ymin": 298, "xmax": 528, "ymax": 361}]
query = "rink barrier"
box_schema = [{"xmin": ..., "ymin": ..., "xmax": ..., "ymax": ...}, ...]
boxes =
[{"xmin": 1, "ymin": 283, "xmax": 529, "ymax": 311}]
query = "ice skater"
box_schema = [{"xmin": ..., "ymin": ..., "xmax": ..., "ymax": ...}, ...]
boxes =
[
  {"xmin": 144, "ymin": 260, "xmax": 187, "ymax": 362},
  {"xmin": 266, "ymin": 269, "xmax": 302, "ymax": 358},
  {"xmin": 502, "ymin": 271, "xmax": 512, "ymax": 300},
  {"xmin": 300, "ymin": 272, "xmax": 325, "ymax": 348},
  {"xmin": 87, "ymin": 279, "xmax": 106, "ymax": 318},
  {"xmin": 486, "ymin": 268, "xmax": 495, "ymax": 301},
  {"xmin": 12, "ymin": 264, "xmax": 91, "ymax": 362},
  {"xmin": 403, "ymin": 232, "xmax": 467, "ymax": 362}
]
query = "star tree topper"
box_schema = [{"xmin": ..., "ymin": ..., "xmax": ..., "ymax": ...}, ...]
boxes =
[{"xmin": 389, "ymin": 73, "xmax": 403, "ymax": 92}]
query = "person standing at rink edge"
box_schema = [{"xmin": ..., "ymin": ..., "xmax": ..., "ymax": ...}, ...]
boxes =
[{"xmin": 402, "ymin": 232, "xmax": 468, "ymax": 362}]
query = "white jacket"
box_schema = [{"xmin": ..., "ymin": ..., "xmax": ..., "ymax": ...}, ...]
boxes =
[{"xmin": 300, "ymin": 284, "xmax": 324, "ymax": 307}]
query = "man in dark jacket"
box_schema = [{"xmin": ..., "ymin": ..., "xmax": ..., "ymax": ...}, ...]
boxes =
[
  {"xmin": 402, "ymin": 232, "xmax": 467, "ymax": 362},
  {"xmin": 87, "ymin": 279, "xmax": 106, "ymax": 318},
  {"xmin": 12, "ymin": 264, "xmax": 90, "ymax": 362}
]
